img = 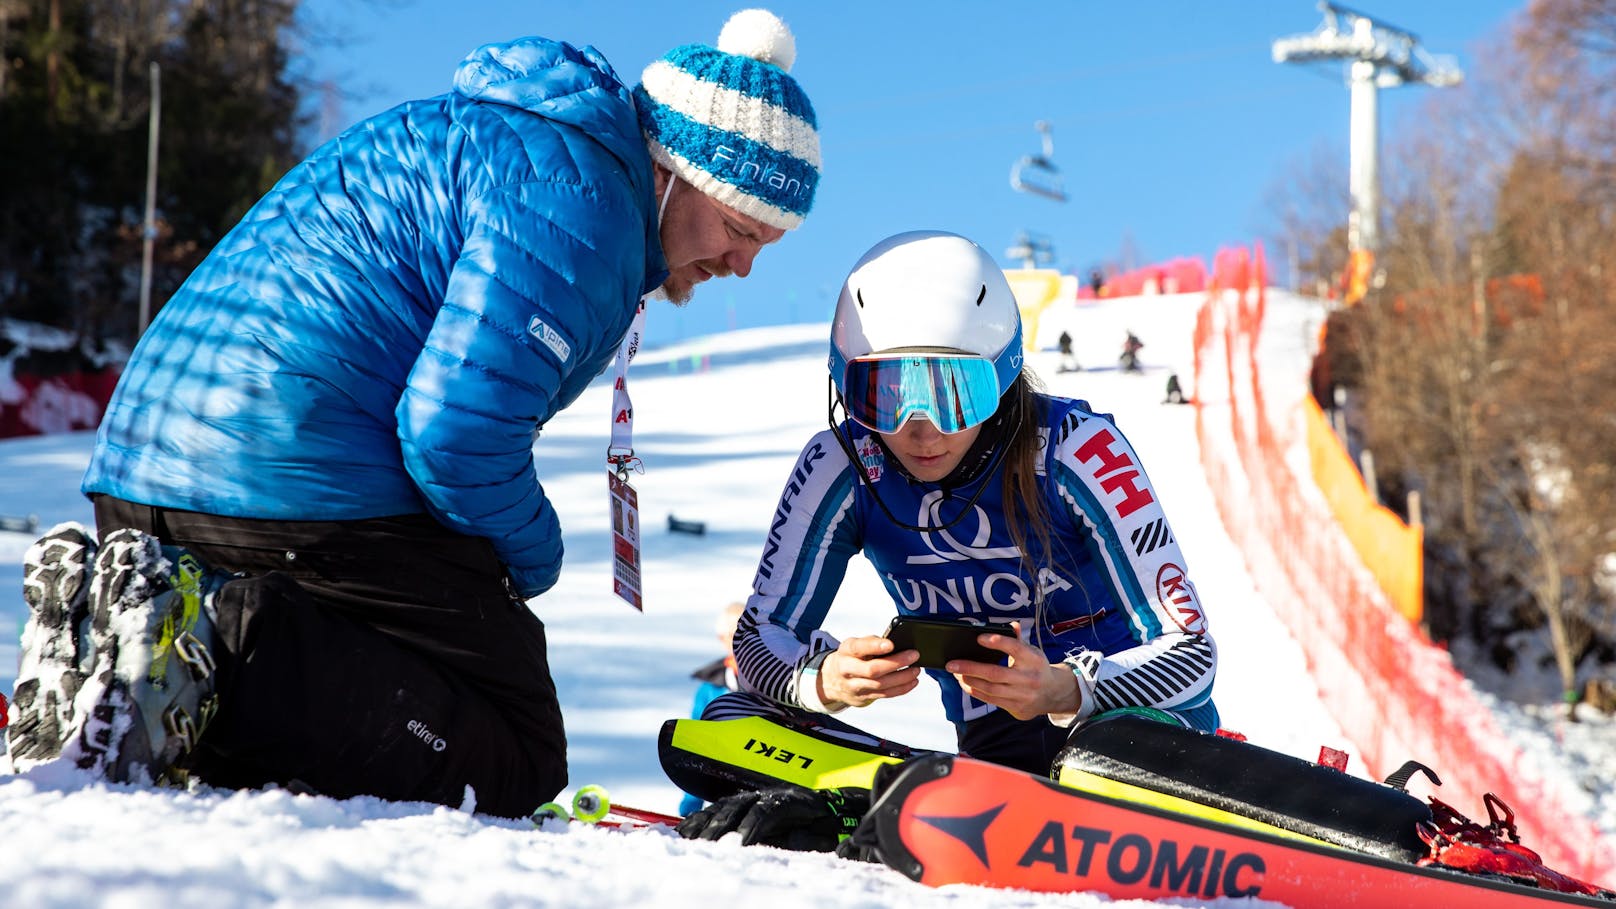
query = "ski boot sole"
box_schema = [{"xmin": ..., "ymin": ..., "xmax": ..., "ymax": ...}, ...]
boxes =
[{"xmin": 7, "ymin": 524, "xmax": 97, "ymax": 769}]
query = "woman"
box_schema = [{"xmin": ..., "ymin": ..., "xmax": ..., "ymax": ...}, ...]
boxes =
[{"xmin": 715, "ymin": 230, "xmax": 1219, "ymax": 779}]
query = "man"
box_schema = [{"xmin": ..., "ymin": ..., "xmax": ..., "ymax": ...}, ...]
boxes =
[{"xmin": 6, "ymin": 9, "xmax": 819, "ymax": 818}]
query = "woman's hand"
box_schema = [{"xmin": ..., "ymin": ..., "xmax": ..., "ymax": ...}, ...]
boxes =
[
  {"xmin": 947, "ymin": 622, "xmax": 1079, "ymax": 721},
  {"xmin": 817, "ymin": 635, "xmax": 923, "ymax": 707}
]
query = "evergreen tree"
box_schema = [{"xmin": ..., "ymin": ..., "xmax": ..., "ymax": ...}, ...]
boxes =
[{"xmin": 0, "ymin": 0, "xmax": 305, "ymax": 341}]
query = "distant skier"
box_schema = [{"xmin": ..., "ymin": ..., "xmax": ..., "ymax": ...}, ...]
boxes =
[
  {"xmin": 677, "ymin": 231, "xmax": 1219, "ymax": 845},
  {"xmin": 1120, "ymin": 330, "xmax": 1144, "ymax": 373},
  {"xmin": 8, "ymin": 9, "xmax": 823, "ymax": 819},
  {"xmin": 1088, "ymin": 267, "xmax": 1105, "ymax": 297},
  {"xmin": 1164, "ymin": 372, "xmax": 1188, "ymax": 404},
  {"xmin": 1056, "ymin": 329, "xmax": 1079, "ymax": 373}
]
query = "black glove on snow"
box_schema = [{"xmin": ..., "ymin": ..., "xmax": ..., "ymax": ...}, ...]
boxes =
[{"xmin": 677, "ymin": 786, "xmax": 870, "ymax": 853}]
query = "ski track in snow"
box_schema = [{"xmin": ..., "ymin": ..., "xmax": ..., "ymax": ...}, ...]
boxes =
[{"xmin": 0, "ymin": 290, "xmax": 1609, "ymax": 908}]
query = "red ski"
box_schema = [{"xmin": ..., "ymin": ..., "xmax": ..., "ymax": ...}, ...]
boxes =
[
  {"xmin": 599, "ymin": 803, "xmax": 682, "ymax": 828},
  {"xmin": 533, "ymin": 785, "xmax": 682, "ymax": 831},
  {"xmin": 857, "ymin": 753, "xmax": 1613, "ymax": 907}
]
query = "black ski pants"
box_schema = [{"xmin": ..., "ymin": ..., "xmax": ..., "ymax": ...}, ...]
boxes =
[{"xmin": 92, "ymin": 495, "xmax": 566, "ymax": 818}]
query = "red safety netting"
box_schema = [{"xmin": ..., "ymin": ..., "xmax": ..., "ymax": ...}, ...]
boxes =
[
  {"xmin": 0, "ymin": 370, "xmax": 120, "ymax": 438},
  {"xmin": 1190, "ymin": 243, "xmax": 1616, "ymax": 884},
  {"xmin": 1078, "ymin": 257, "xmax": 1208, "ymax": 300}
]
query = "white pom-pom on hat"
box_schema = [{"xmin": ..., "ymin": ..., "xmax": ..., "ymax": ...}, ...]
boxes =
[{"xmin": 717, "ymin": 8, "xmax": 796, "ymax": 72}]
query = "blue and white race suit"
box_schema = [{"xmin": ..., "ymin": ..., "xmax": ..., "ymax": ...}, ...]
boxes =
[{"xmin": 732, "ymin": 394, "xmax": 1219, "ymax": 734}]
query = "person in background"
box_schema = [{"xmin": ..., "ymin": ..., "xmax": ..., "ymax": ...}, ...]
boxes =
[
  {"xmin": 1164, "ymin": 372, "xmax": 1188, "ymax": 405},
  {"xmin": 1120, "ymin": 329, "xmax": 1145, "ymax": 372},
  {"xmin": 1056, "ymin": 329, "xmax": 1079, "ymax": 373},
  {"xmin": 679, "ymin": 600, "xmax": 746, "ymax": 815},
  {"xmin": 7, "ymin": 9, "xmax": 820, "ymax": 820}
]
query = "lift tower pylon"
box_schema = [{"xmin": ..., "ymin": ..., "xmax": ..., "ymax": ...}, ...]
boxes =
[{"xmin": 1273, "ymin": 3, "xmax": 1462, "ymax": 256}]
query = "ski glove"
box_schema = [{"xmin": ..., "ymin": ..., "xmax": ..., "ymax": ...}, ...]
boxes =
[{"xmin": 676, "ymin": 786, "xmax": 870, "ymax": 853}]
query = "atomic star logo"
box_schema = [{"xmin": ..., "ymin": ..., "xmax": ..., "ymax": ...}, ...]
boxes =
[{"xmin": 916, "ymin": 803, "xmax": 1006, "ymax": 866}]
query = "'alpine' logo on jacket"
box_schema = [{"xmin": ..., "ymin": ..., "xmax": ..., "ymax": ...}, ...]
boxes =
[{"xmin": 527, "ymin": 315, "xmax": 572, "ymax": 363}]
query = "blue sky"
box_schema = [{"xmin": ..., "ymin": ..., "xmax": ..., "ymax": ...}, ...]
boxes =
[{"xmin": 295, "ymin": 0, "xmax": 1524, "ymax": 343}]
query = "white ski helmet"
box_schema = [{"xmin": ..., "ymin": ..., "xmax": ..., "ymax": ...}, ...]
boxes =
[{"xmin": 829, "ymin": 231, "xmax": 1024, "ymax": 432}]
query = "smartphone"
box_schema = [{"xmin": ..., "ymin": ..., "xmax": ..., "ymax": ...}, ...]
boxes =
[{"xmin": 883, "ymin": 616, "xmax": 1018, "ymax": 669}]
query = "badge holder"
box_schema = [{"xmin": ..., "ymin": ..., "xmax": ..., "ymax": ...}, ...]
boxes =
[
  {"xmin": 606, "ymin": 300, "xmax": 648, "ymax": 610},
  {"xmin": 607, "ymin": 452, "xmax": 643, "ymax": 610}
]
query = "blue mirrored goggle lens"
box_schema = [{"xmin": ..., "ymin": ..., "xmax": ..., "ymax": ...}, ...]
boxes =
[{"xmin": 844, "ymin": 356, "xmax": 1003, "ymax": 434}]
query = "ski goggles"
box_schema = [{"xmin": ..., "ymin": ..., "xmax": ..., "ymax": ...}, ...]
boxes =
[{"xmin": 838, "ymin": 348, "xmax": 1020, "ymax": 435}]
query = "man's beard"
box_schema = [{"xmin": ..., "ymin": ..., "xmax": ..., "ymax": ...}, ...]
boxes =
[
  {"xmin": 652, "ymin": 277, "xmax": 694, "ymax": 305},
  {"xmin": 656, "ymin": 263, "xmax": 727, "ymax": 305}
]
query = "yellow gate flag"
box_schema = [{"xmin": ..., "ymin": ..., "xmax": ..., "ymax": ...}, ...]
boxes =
[{"xmin": 1003, "ymin": 269, "xmax": 1067, "ymax": 352}]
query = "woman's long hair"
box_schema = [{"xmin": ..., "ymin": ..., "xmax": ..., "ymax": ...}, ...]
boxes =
[{"xmin": 998, "ymin": 371, "xmax": 1053, "ymax": 605}]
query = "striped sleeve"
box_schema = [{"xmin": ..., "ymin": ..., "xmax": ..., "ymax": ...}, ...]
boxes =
[
  {"xmin": 1088, "ymin": 634, "xmax": 1218, "ymax": 715},
  {"xmin": 1049, "ymin": 407, "xmax": 1217, "ymax": 716},
  {"xmin": 731, "ymin": 430, "xmax": 862, "ymax": 710}
]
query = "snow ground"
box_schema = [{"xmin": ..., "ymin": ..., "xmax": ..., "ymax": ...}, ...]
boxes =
[{"xmin": 0, "ymin": 289, "xmax": 1609, "ymax": 908}]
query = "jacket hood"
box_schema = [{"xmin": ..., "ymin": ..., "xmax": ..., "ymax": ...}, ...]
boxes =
[{"xmin": 453, "ymin": 37, "xmax": 646, "ymax": 168}]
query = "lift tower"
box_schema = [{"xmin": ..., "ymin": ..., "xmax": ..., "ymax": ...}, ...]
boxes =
[{"xmin": 1273, "ymin": 3, "xmax": 1462, "ymax": 256}]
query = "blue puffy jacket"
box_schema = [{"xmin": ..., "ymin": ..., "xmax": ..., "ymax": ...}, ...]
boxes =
[{"xmin": 82, "ymin": 37, "xmax": 668, "ymax": 597}]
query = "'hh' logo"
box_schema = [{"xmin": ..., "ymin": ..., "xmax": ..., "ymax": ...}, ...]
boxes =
[
  {"xmin": 1156, "ymin": 563, "xmax": 1206, "ymax": 633},
  {"xmin": 527, "ymin": 315, "xmax": 572, "ymax": 363},
  {"xmin": 1073, "ymin": 428, "xmax": 1155, "ymax": 518}
]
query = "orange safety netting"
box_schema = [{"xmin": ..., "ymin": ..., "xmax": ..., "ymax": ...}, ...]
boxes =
[{"xmin": 1302, "ymin": 396, "xmax": 1423, "ymax": 624}]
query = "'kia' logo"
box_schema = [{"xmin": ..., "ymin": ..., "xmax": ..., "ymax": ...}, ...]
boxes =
[{"xmin": 1156, "ymin": 563, "xmax": 1206, "ymax": 634}]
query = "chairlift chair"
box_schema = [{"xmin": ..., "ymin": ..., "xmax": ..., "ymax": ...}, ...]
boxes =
[{"xmin": 1009, "ymin": 120, "xmax": 1067, "ymax": 203}]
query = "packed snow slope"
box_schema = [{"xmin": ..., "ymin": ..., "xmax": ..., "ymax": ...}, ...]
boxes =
[{"xmin": 0, "ymin": 289, "xmax": 1606, "ymax": 908}]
